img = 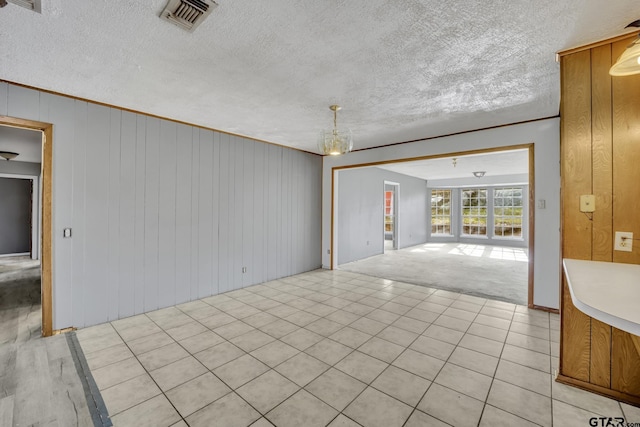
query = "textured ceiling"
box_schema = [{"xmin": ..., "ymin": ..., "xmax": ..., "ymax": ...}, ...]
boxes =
[
  {"xmin": 0, "ymin": 126, "xmax": 42, "ymax": 163},
  {"xmin": 377, "ymin": 149, "xmax": 528, "ymax": 181},
  {"xmin": 0, "ymin": 1, "xmax": 638, "ymax": 154}
]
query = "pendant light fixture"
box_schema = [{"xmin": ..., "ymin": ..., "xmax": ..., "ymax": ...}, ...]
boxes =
[
  {"xmin": 610, "ymin": 20, "xmax": 640, "ymax": 76},
  {"xmin": 318, "ymin": 105, "xmax": 353, "ymax": 156}
]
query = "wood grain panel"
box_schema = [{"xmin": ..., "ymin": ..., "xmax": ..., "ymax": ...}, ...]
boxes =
[
  {"xmin": 560, "ymin": 50, "xmax": 593, "ymax": 382},
  {"xmin": 612, "ymin": 329, "xmax": 640, "ymax": 395},
  {"xmin": 588, "ymin": 44, "xmax": 613, "ymax": 388}
]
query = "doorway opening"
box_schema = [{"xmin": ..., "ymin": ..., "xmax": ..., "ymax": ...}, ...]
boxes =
[
  {"xmin": 0, "ymin": 116, "xmax": 53, "ymax": 337},
  {"xmin": 384, "ymin": 182, "xmax": 399, "ymax": 252}
]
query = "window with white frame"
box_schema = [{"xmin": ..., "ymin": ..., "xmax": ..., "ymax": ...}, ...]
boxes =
[
  {"xmin": 431, "ymin": 189, "xmax": 451, "ymax": 235},
  {"xmin": 493, "ymin": 187, "xmax": 523, "ymax": 238},
  {"xmin": 461, "ymin": 189, "xmax": 487, "ymax": 236}
]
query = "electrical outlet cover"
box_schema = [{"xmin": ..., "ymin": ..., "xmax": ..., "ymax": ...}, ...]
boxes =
[{"xmin": 614, "ymin": 231, "xmax": 633, "ymax": 252}]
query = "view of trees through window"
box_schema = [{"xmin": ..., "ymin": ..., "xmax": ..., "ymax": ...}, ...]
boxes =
[
  {"xmin": 493, "ymin": 187, "xmax": 523, "ymax": 238},
  {"xmin": 431, "ymin": 189, "xmax": 451, "ymax": 234},
  {"xmin": 461, "ymin": 189, "xmax": 487, "ymax": 236}
]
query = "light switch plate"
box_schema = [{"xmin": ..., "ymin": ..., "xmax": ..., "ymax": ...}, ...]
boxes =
[
  {"xmin": 614, "ymin": 231, "xmax": 633, "ymax": 252},
  {"xmin": 63, "ymin": 228, "xmax": 72, "ymax": 238},
  {"xmin": 580, "ymin": 195, "xmax": 595, "ymax": 213}
]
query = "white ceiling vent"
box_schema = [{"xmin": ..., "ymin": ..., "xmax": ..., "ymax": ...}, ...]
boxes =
[
  {"xmin": 7, "ymin": 0, "xmax": 41, "ymax": 13},
  {"xmin": 160, "ymin": 0, "xmax": 217, "ymax": 32}
]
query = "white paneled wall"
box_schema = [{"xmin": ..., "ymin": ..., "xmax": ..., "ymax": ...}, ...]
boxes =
[{"xmin": 0, "ymin": 82, "xmax": 322, "ymax": 329}]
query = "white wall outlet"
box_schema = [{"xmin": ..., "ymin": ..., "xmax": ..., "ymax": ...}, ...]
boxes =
[
  {"xmin": 537, "ymin": 199, "xmax": 546, "ymax": 209},
  {"xmin": 614, "ymin": 231, "xmax": 633, "ymax": 252},
  {"xmin": 63, "ymin": 228, "xmax": 72, "ymax": 238},
  {"xmin": 580, "ymin": 195, "xmax": 595, "ymax": 213},
  {"xmin": 242, "ymin": 267, "xmax": 247, "ymax": 273}
]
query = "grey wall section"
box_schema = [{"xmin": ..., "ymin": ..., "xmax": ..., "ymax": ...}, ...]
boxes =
[
  {"xmin": 0, "ymin": 161, "xmax": 41, "ymax": 176},
  {"xmin": 0, "ymin": 177, "xmax": 31, "ymax": 254},
  {"xmin": 0, "ymin": 82, "xmax": 322, "ymax": 329},
  {"xmin": 337, "ymin": 167, "xmax": 428, "ymax": 265}
]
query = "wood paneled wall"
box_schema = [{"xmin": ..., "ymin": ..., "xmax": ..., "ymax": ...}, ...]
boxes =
[
  {"xmin": 560, "ymin": 35, "xmax": 640, "ymax": 403},
  {"xmin": 0, "ymin": 82, "xmax": 322, "ymax": 329}
]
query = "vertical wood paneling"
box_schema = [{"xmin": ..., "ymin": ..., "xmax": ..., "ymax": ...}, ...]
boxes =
[
  {"xmin": 280, "ymin": 149, "xmax": 290, "ymax": 277},
  {"xmin": 119, "ymin": 111, "xmax": 137, "ymax": 318},
  {"xmin": 189, "ymin": 128, "xmax": 200, "ymax": 300},
  {"xmin": 268, "ymin": 145, "xmax": 280, "ymax": 280},
  {"xmin": 7, "ymin": 85, "xmax": 39, "ymax": 119},
  {"xmin": 71, "ymin": 102, "xmax": 86, "ymax": 324},
  {"xmin": 107, "ymin": 108, "xmax": 122, "ymax": 321},
  {"xmin": 175, "ymin": 124, "xmax": 193, "ymax": 304},
  {"xmin": 84, "ymin": 104, "xmax": 110, "ymax": 325},
  {"xmin": 144, "ymin": 118, "xmax": 160, "ymax": 312},
  {"xmin": 253, "ymin": 142, "xmax": 265, "ymax": 285},
  {"xmin": 0, "ymin": 82, "xmax": 7, "ymax": 115},
  {"xmin": 158, "ymin": 121, "xmax": 177, "ymax": 308},
  {"xmin": 134, "ymin": 114, "xmax": 146, "ymax": 314},
  {"xmin": 48, "ymin": 94, "xmax": 75, "ymax": 328},
  {"xmin": 211, "ymin": 132, "xmax": 220, "ymax": 296},
  {"xmin": 589, "ymin": 44, "xmax": 613, "ymax": 388},
  {"xmin": 233, "ymin": 137, "xmax": 244, "ymax": 290},
  {"xmin": 218, "ymin": 134, "xmax": 230, "ymax": 292},
  {"xmin": 560, "ymin": 50, "xmax": 593, "ymax": 382},
  {"xmin": 243, "ymin": 139, "xmax": 254, "ymax": 287},
  {"xmin": 198, "ymin": 129, "xmax": 214, "ymax": 298}
]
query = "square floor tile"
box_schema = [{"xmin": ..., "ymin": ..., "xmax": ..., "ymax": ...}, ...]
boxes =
[
  {"xmin": 110, "ymin": 394, "xmax": 181, "ymax": 427},
  {"xmin": 285, "ymin": 310, "xmax": 321, "ymax": 327},
  {"xmin": 117, "ymin": 322, "xmax": 163, "ymax": 342},
  {"xmin": 392, "ymin": 316, "xmax": 430, "ymax": 334},
  {"xmin": 165, "ymin": 321, "xmax": 208, "ymax": 341},
  {"xmin": 434, "ymin": 363, "xmax": 492, "ymax": 401},
  {"xmin": 242, "ymin": 312, "xmax": 279, "ymax": 328},
  {"xmin": 230, "ymin": 329, "xmax": 276, "ymax": 352},
  {"xmin": 101, "ymin": 374, "xmax": 161, "ymax": 416},
  {"xmin": 552, "ymin": 400, "xmax": 601, "ymax": 427},
  {"xmin": 214, "ymin": 354, "xmax": 270, "ymax": 389},
  {"xmin": 335, "ymin": 351, "xmax": 388, "ymax": 384},
  {"xmin": 259, "ymin": 319, "xmax": 300, "ymax": 338},
  {"xmin": 418, "ymin": 383, "xmax": 484, "ymax": 427},
  {"xmin": 213, "ymin": 320, "xmax": 255, "ymax": 340},
  {"xmin": 266, "ymin": 390, "xmax": 338, "ymax": 427},
  {"xmin": 275, "ymin": 353, "xmax": 330, "ymax": 387},
  {"xmin": 250, "ymin": 340, "xmax": 300, "ymax": 368},
  {"xmin": 474, "ymin": 314, "xmax": 511, "ymax": 330},
  {"xmin": 479, "ymin": 404, "xmax": 539, "ymax": 427},
  {"xmin": 392, "ymin": 349, "xmax": 444, "ymax": 381},
  {"xmin": 458, "ymin": 333, "xmax": 504, "ymax": 357},
  {"xmin": 236, "ymin": 370, "xmax": 299, "ymax": 413},
  {"xmin": 380, "ymin": 302, "xmax": 411, "ymax": 315},
  {"xmin": 198, "ymin": 313, "xmax": 236, "ymax": 330},
  {"xmin": 506, "ymin": 331, "xmax": 550, "ymax": 354},
  {"xmin": 178, "ymin": 330, "xmax": 224, "ymax": 354},
  {"xmin": 448, "ymin": 346, "xmax": 499, "ymax": 377},
  {"xmin": 405, "ymin": 308, "xmax": 440, "ymax": 324},
  {"xmin": 304, "ymin": 338, "xmax": 352, "ymax": 365},
  {"xmin": 85, "ymin": 343, "xmax": 133, "ymax": 370},
  {"xmin": 510, "ymin": 321, "xmax": 549, "ymax": 339},
  {"xmin": 324, "ymin": 310, "xmax": 360, "ymax": 325},
  {"xmin": 329, "ymin": 327, "xmax": 372, "ymax": 349},
  {"xmin": 305, "ymin": 318, "xmax": 344, "ymax": 337},
  {"xmin": 376, "ymin": 325, "xmax": 418, "ymax": 347},
  {"xmin": 93, "ymin": 357, "xmax": 145, "ymax": 390},
  {"xmin": 358, "ymin": 337, "xmax": 405, "ymax": 363},
  {"xmin": 138, "ymin": 343, "xmax": 190, "ymax": 371},
  {"xmin": 305, "ymin": 368, "xmax": 366, "ymax": 411},
  {"xmin": 433, "ymin": 315, "xmax": 472, "ymax": 332},
  {"xmin": 494, "ymin": 359, "xmax": 550, "ymax": 397},
  {"xmin": 423, "ymin": 324, "xmax": 464, "ymax": 345},
  {"xmin": 281, "ymin": 328, "xmax": 324, "ymax": 351},
  {"xmin": 365, "ymin": 309, "xmax": 400, "ymax": 324},
  {"xmin": 409, "ymin": 336, "xmax": 455, "ymax": 361},
  {"xmin": 350, "ymin": 317, "xmax": 387, "ymax": 335},
  {"xmin": 194, "ymin": 341, "xmax": 245, "ymax": 370},
  {"xmin": 479, "ymin": 306, "xmax": 514, "ymax": 320},
  {"xmin": 372, "ymin": 365, "xmax": 431, "ymax": 406},
  {"xmin": 166, "ymin": 372, "xmax": 231, "ymax": 417},
  {"xmin": 442, "ymin": 306, "xmax": 477, "ymax": 321},
  {"xmin": 344, "ymin": 387, "xmax": 412, "ymax": 427},
  {"xmin": 127, "ymin": 332, "xmax": 174, "ymax": 355},
  {"xmin": 149, "ymin": 356, "xmax": 207, "ymax": 391},
  {"xmin": 305, "ymin": 303, "xmax": 338, "ymax": 317},
  {"xmin": 404, "ymin": 410, "xmax": 450, "ymax": 427},
  {"xmin": 327, "ymin": 414, "xmax": 362, "ymax": 427},
  {"xmin": 552, "ymin": 377, "xmax": 623, "ymax": 417},
  {"xmin": 467, "ymin": 323, "xmax": 508, "ymax": 342},
  {"xmin": 500, "ymin": 344, "xmax": 550, "ymax": 373},
  {"xmin": 185, "ymin": 392, "xmax": 260, "ymax": 427},
  {"xmin": 487, "ymin": 379, "xmax": 551, "ymax": 426}
]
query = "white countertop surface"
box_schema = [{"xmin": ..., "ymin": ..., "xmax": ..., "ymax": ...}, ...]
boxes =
[{"xmin": 563, "ymin": 259, "xmax": 640, "ymax": 336}]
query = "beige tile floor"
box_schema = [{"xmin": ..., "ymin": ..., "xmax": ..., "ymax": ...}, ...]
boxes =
[{"xmin": 76, "ymin": 269, "xmax": 640, "ymax": 427}]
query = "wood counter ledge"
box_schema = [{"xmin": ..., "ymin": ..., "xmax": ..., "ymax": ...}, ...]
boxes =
[{"xmin": 563, "ymin": 259, "xmax": 640, "ymax": 337}]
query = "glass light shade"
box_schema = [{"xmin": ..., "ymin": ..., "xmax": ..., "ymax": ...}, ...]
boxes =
[
  {"xmin": 318, "ymin": 129, "xmax": 353, "ymax": 156},
  {"xmin": 610, "ymin": 38, "xmax": 640, "ymax": 76}
]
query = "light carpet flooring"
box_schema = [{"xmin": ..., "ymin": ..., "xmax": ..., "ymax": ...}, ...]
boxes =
[
  {"xmin": 341, "ymin": 243, "xmax": 529, "ymax": 305},
  {"xmin": 76, "ymin": 269, "xmax": 640, "ymax": 427}
]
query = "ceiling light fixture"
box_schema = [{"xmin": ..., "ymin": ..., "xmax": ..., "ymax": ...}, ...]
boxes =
[
  {"xmin": 610, "ymin": 20, "xmax": 640, "ymax": 76},
  {"xmin": 318, "ymin": 105, "xmax": 353, "ymax": 156},
  {"xmin": 473, "ymin": 171, "xmax": 486, "ymax": 178},
  {"xmin": 0, "ymin": 151, "xmax": 18, "ymax": 161}
]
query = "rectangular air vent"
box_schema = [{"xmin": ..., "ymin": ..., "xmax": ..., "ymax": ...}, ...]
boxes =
[
  {"xmin": 8, "ymin": 0, "xmax": 41, "ymax": 13},
  {"xmin": 160, "ymin": 0, "xmax": 218, "ymax": 32}
]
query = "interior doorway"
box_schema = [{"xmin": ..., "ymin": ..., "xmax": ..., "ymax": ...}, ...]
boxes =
[
  {"xmin": 384, "ymin": 182, "xmax": 399, "ymax": 252},
  {"xmin": 0, "ymin": 116, "xmax": 53, "ymax": 337}
]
